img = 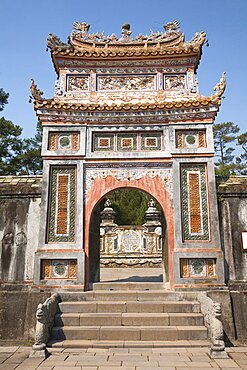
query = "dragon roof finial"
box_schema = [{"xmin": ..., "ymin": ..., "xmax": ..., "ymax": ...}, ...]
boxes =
[
  {"xmin": 213, "ymin": 72, "xmax": 226, "ymax": 98},
  {"xmin": 29, "ymin": 79, "xmax": 44, "ymax": 103}
]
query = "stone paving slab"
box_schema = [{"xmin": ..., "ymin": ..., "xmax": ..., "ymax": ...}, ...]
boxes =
[{"xmin": 0, "ymin": 346, "xmax": 246, "ymax": 369}]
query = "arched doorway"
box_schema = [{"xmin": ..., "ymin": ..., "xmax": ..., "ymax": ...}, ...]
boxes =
[
  {"xmin": 84, "ymin": 174, "xmax": 174, "ymax": 290},
  {"xmin": 89, "ymin": 188, "xmax": 167, "ymax": 286}
]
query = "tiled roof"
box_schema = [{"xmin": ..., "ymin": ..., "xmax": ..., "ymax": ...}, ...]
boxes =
[{"xmin": 0, "ymin": 176, "xmax": 42, "ymax": 196}]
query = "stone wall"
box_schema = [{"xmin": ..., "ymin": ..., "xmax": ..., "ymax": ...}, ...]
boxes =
[
  {"xmin": 0, "ymin": 176, "xmax": 42, "ymax": 284},
  {"xmin": 217, "ymin": 176, "xmax": 247, "ymax": 282},
  {"xmin": 217, "ymin": 176, "xmax": 247, "ymax": 342},
  {"xmin": 0, "ymin": 291, "xmax": 50, "ymax": 343}
]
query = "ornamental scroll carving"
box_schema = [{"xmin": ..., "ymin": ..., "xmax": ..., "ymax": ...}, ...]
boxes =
[
  {"xmin": 97, "ymin": 75, "xmax": 156, "ymax": 91},
  {"xmin": 85, "ymin": 167, "xmax": 173, "ymax": 198}
]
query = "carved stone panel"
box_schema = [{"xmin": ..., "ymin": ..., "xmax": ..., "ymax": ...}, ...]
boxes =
[{"xmin": 97, "ymin": 74, "xmax": 156, "ymax": 91}]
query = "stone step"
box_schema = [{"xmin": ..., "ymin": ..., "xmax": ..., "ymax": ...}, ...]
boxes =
[
  {"xmin": 51, "ymin": 325, "xmax": 208, "ymax": 341},
  {"xmin": 59, "ymin": 300, "xmax": 200, "ymax": 314},
  {"xmin": 93, "ymin": 282, "xmax": 165, "ymax": 291},
  {"xmin": 59, "ymin": 290, "xmax": 199, "ymax": 302},
  {"xmin": 48, "ymin": 339, "xmax": 211, "ymax": 349},
  {"xmin": 55, "ymin": 312, "xmax": 204, "ymax": 327}
]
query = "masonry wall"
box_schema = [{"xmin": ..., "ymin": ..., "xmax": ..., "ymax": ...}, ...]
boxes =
[
  {"xmin": 0, "ymin": 177, "xmax": 42, "ymax": 284},
  {"xmin": 217, "ymin": 176, "xmax": 247, "ymax": 282}
]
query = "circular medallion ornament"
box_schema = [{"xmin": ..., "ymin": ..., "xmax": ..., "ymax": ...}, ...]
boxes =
[
  {"xmin": 59, "ymin": 135, "xmax": 71, "ymax": 148},
  {"xmin": 190, "ymin": 259, "xmax": 206, "ymax": 276},
  {"xmin": 54, "ymin": 262, "xmax": 66, "ymax": 276},
  {"xmin": 185, "ymin": 134, "xmax": 196, "ymax": 145}
]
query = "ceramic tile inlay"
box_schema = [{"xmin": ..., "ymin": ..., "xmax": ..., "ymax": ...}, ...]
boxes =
[
  {"xmin": 181, "ymin": 164, "xmax": 210, "ymax": 240},
  {"xmin": 48, "ymin": 166, "xmax": 76, "ymax": 242},
  {"xmin": 41, "ymin": 259, "xmax": 78, "ymax": 279},
  {"xmin": 48, "ymin": 132, "xmax": 80, "ymax": 151},
  {"xmin": 176, "ymin": 130, "xmax": 206, "ymax": 149},
  {"xmin": 180, "ymin": 258, "xmax": 216, "ymax": 278}
]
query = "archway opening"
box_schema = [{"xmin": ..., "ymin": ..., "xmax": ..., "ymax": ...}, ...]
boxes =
[{"xmin": 89, "ymin": 188, "xmax": 168, "ymax": 286}]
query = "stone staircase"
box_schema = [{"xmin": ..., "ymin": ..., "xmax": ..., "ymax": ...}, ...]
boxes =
[{"xmin": 48, "ymin": 282, "xmax": 210, "ymax": 348}]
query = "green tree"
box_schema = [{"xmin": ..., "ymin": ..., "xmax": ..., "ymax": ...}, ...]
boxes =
[
  {"xmin": 16, "ymin": 123, "xmax": 43, "ymax": 175},
  {"xmin": 0, "ymin": 88, "xmax": 43, "ymax": 175},
  {"xmin": 236, "ymin": 132, "xmax": 247, "ymax": 175},
  {"xmin": 213, "ymin": 122, "xmax": 242, "ymax": 176},
  {"xmin": 0, "ymin": 117, "xmax": 23, "ymax": 175},
  {"xmin": 0, "ymin": 88, "xmax": 9, "ymax": 111},
  {"xmin": 108, "ymin": 189, "xmax": 151, "ymax": 225}
]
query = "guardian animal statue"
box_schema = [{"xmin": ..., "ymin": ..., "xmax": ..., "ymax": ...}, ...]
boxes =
[{"xmin": 30, "ymin": 293, "xmax": 60, "ymax": 358}]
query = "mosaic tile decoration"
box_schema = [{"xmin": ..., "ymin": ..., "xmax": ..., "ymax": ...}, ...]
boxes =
[
  {"xmin": 97, "ymin": 74, "xmax": 156, "ymax": 91},
  {"xmin": 198, "ymin": 131, "xmax": 206, "ymax": 147},
  {"xmin": 164, "ymin": 75, "xmax": 186, "ymax": 89},
  {"xmin": 141, "ymin": 133, "xmax": 162, "ymax": 151},
  {"xmin": 48, "ymin": 166, "xmax": 76, "ymax": 242},
  {"xmin": 48, "ymin": 132, "xmax": 80, "ymax": 151},
  {"xmin": 94, "ymin": 134, "xmax": 114, "ymax": 151},
  {"xmin": 93, "ymin": 132, "xmax": 162, "ymax": 152},
  {"xmin": 180, "ymin": 258, "xmax": 216, "ymax": 278},
  {"xmin": 176, "ymin": 130, "xmax": 206, "ymax": 149},
  {"xmin": 117, "ymin": 134, "xmax": 137, "ymax": 151},
  {"xmin": 188, "ymin": 173, "xmax": 201, "ymax": 234},
  {"xmin": 67, "ymin": 75, "xmax": 90, "ymax": 91},
  {"xmin": 181, "ymin": 164, "xmax": 210, "ymax": 240},
  {"xmin": 41, "ymin": 259, "xmax": 77, "ymax": 279}
]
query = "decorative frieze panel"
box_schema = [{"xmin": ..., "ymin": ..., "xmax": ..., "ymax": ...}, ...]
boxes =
[
  {"xmin": 93, "ymin": 134, "xmax": 114, "ymax": 151},
  {"xmin": 97, "ymin": 74, "xmax": 156, "ymax": 91},
  {"xmin": 100, "ymin": 227, "xmax": 162, "ymax": 268},
  {"xmin": 41, "ymin": 259, "xmax": 77, "ymax": 279},
  {"xmin": 181, "ymin": 164, "xmax": 210, "ymax": 240},
  {"xmin": 86, "ymin": 163, "xmax": 173, "ymax": 198},
  {"xmin": 176, "ymin": 130, "xmax": 206, "ymax": 149},
  {"xmin": 117, "ymin": 134, "xmax": 137, "ymax": 151},
  {"xmin": 48, "ymin": 166, "xmax": 76, "ymax": 242},
  {"xmin": 93, "ymin": 132, "xmax": 162, "ymax": 152},
  {"xmin": 38, "ymin": 106, "xmax": 217, "ymax": 124},
  {"xmin": 67, "ymin": 75, "xmax": 90, "ymax": 91},
  {"xmin": 141, "ymin": 133, "xmax": 162, "ymax": 151},
  {"xmin": 57, "ymin": 57, "xmax": 197, "ymax": 69},
  {"xmin": 48, "ymin": 132, "xmax": 80, "ymax": 151},
  {"xmin": 180, "ymin": 258, "xmax": 216, "ymax": 278},
  {"xmin": 164, "ymin": 75, "xmax": 186, "ymax": 89}
]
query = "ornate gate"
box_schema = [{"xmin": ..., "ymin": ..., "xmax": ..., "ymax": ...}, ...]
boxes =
[{"xmin": 31, "ymin": 20, "xmax": 226, "ymax": 290}]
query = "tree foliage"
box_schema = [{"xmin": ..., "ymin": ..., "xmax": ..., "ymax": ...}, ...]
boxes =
[
  {"xmin": 213, "ymin": 122, "xmax": 244, "ymax": 176},
  {"xmin": 0, "ymin": 88, "xmax": 42, "ymax": 175},
  {"xmin": 0, "ymin": 88, "xmax": 9, "ymax": 111},
  {"xmin": 236, "ymin": 132, "xmax": 247, "ymax": 175},
  {"xmin": 0, "ymin": 117, "xmax": 23, "ymax": 175},
  {"xmin": 108, "ymin": 189, "xmax": 152, "ymax": 225}
]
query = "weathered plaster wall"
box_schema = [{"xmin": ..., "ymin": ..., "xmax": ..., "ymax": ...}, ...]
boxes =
[
  {"xmin": 217, "ymin": 176, "xmax": 247, "ymax": 342},
  {"xmin": 217, "ymin": 176, "xmax": 247, "ymax": 282},
  {"xmin": 0, "ymin": 176, "xmax": 42, "ymax": 283},
  {"xmin": 0, "ymin": 291, "xmax": 50, "ymax": 343}
]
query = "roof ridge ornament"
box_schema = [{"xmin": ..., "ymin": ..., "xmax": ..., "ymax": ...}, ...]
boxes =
[
  {"xmin": 164, "ymin": 20, "xmax": 180, "ymax": 32},
  {"xmin": 119, "ymin": 23, "xmax": 133, "ymax": 42},
  {"xmin": 29, "ymin": 79, "xmax": 44, "ymax": 103},
  {"xmin": 73, "ymin": 21, "xmax": 90, "ymax": 34},
  {"xmin": 212, "ymin": 72, "xmax": 226, "ymax": 98}
]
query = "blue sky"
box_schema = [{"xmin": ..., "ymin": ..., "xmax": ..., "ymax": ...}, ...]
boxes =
[{"xmin": 0, "ymin": 0, "xmax": 246, "ymax": 137}]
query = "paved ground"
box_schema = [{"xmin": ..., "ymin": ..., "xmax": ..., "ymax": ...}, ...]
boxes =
[{"xmin": 1, "ymin": 346, "xmax": 247, "ymax": 370}]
